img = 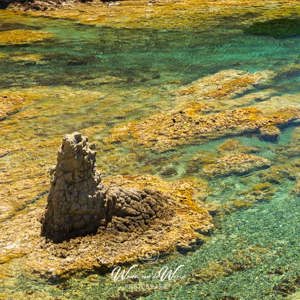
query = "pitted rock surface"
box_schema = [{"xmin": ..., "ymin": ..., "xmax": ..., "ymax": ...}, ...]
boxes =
[
  {"xmin": 41, "ymin": 132, "xmax": 105, "ymax": 241},
  {"xmin": 41, "ymin": 132, "xmax": 173, "ymax": 242},
  {"xmin": 103, "ymin": 186, "xmax": 171, "ymax": 232}
]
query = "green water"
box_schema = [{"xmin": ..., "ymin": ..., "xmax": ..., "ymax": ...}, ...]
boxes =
[{"xmin": 0, "ymin": 11, "xmax": 300, "ymax": 300}]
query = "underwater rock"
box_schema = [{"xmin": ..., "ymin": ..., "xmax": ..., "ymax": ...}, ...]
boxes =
[
  {"xmin": 109, "ymin": 106, "xmax": 300, "ymax": 152},
  {"xmin": 173, "ymin": 70, "xmax": 275, "ymax": 115},
  {"xmin": 276, "ymin": 127, "xmax": 300, "ymax": 159},
  {"xmin": 203, "ymin": 153, "xmax": 271, "ymax": 177},
  {"xmin": 244, "ymin": 18, "xmax": 300, "ymax": 39},
  {"xmin": 175, "ymin": 69, "xmax": 273, "ymax": 102},
  {"xmin": 81, "ymin": 75, "xmax": 126, "ymax": 86},
  {"xmin": 259, "ymin": 165, "xmax": 297, "ymax": 184},
  {"xmin": 159, "ymin": 165, "xmax": 178, "ymax": 177},
  {"xmin": 259, "ymin": 125, "xmax": 280, "ymax": 142},
  {"xmin": 218, "ymin": 139, "xmax": 259, "ymax": 154},
  {"xmin": 185, "ymin": 151, "xmax": 217, "ymax": 175},
  {"xmin": 107, "ymin": 70, "xmax": 299, "ymax": 152}
]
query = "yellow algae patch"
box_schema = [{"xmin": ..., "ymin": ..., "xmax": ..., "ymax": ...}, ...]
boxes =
[
  {"xmin": 0, "ymin": 252, "xmax": 25, "ymax": 265},
  {"xmin": 0, "ymin": 52, "xmax": 8, "ymax": 60},
  {"xmin": 0, "ymin": 89, "xmax": 43, "ymax": 120},
  {"xmin": 10, "ymin": 53, "xmax": 45, "ymax": 63},
  {"xmin": 0, "ymin": 95, "xmax": 25, "ymax": 120},
  {"xmin": 0, "ymin": 29, "xmax": 53, "ymax": 45}
]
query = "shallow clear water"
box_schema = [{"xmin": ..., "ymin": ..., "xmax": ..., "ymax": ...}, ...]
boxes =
[{"xmin": 0, "ymin": 9, "xmax": 299, "ymax": 300}]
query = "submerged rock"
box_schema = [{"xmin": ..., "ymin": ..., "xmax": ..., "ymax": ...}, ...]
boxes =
[
  {"xmin": 293, "ymin": 180, "xmax": 300, "ymax": 196},
  {"xmin": 107, "ymin": 70, "xmax": 300, "ymax": 152},
  {"xmin": 245, "ymin": 18, "xmax": 300, "ymax": 39},
  {"xmin": 203, "ymin": 153, "xmax": 271, "ymax": 177},
  {"xmin": 109, "ymin": 106, "xmax": 300, "ymax": 152},
  {"xmin": 259, "ymin": 125, "xmax": 280, "ymax": 142},
  {"xmin": 218, "ymin": 139, "xmax": 259, "ymax": 154}
]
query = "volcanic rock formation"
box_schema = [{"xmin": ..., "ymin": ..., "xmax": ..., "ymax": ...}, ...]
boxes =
[
  {"xmin": 41, "ymin": 132, "xmax": 105, "ymax": 241},
  {"xmin": 41, "ymin": 132, "xmax": 171, "ymax": 241}
]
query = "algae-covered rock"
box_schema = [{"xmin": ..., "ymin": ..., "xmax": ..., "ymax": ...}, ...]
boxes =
[
  {"xmin": 259, "ymin": 125, "xmax": 280, "ymax": 142},
  {"xmin": 109, "ymin": 106, "xmax": 300, "ymax": 152},
  {"xmin": 259, "ymin": 165, "xmax": 298, "ymax": 184},
  {"xmin": 175, "ymin": 69, "xmax": 273, "ymax": 101},
  {"xmin": 0, "ymin": 132, "xmax": 213, "ymax": 278},
  {"xmin": 218, "ymin": 139, "xmax": 259, "ymax": 154},
  {"xmin": 203, "ymin": 153, "xmax": 271, "ymax": 177},
  {"xmin": 0, "ymin": 29, "xmax": 53, "ymax": 45},
  {"xmin": 10, "ymin": 53, "xmax": 45, "ymax": 63},
  {"xmin": 15, "ymin": 0, "xmax": 300, "ymax": 32},
  {"xmin": 42, "ymin": 132, "xmax": 186, "ymax": 242},
  {"xmin": 107, "ymin": 70, "xmax": 299, "ymax": 152},
  {"xmin": 0, "ymin": 52, "xmax": 8, "ymax": 60},
  {"xmin": 276, "ymin": 127, "xmax": 300, "ymax": 159}
]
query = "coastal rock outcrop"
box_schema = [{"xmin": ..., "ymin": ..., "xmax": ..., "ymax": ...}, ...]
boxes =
[
  {"xmin": 41, "ymin": 132, "xmax": 105, "ymax": 241},
  {"xmin": 0, "ymin": 132, "xmax": 213, "ymax": 278},
  {"xmin": 42, "ymin": 132, "xmax": 174, "ymax": 241}
]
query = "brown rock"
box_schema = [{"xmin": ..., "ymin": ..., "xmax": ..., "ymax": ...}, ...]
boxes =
[
  {"xmin": 41, "ymin": 132, "xmax": 105, "ymax": 242},
  {"xmin": 41, "ymin": 132, "xmax": 188, "ymax": 242}
]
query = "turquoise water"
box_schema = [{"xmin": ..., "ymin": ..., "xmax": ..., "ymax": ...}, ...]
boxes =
[{"xmin": 0, "ymin": 12, "xmax": 300, "ymax": 300}]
